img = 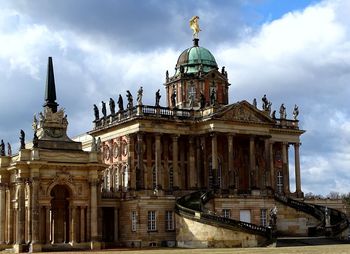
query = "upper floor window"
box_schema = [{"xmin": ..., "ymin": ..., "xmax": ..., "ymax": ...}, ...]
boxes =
[
  {"xmin": 165, "ymin": 211, "xmax": 174, "ymax": 231},
  {"xmin": 222, "ymin": 209, "xmax": 231, "ymax": 218},
  {"xmin": 277, "ymin": 171, "xmax": 283, "ymax": 193},
  {"xmin": 260, "ymin": 208, "xmax": 267, "ymax": 227}
]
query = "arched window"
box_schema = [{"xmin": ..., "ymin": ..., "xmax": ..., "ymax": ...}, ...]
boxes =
[{"xmin": 277, "ymin": 171, "xmax": 283, "ymax": 193}]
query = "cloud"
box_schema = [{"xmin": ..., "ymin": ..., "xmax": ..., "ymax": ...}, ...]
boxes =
[{"xmin": 214, "ymin": 0, "xmax": 350, "ymax": 194}]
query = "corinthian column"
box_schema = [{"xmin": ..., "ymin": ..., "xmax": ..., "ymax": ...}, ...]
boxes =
[
  {"xmin": 294, "ymin": 143, "xmax": 302, "ymax": 195},
  {"xmin": 172, "ymin": 135, "xmax": 179, "ymax": 189},
  {"xmin": 155, "ymin": 134, "xmax": 162, "ymax": 189},
  {"xmin": 211, "ymin": 133, "xmax": 218, "ymax": 188},
  {"xmin": 16, "ymin": 180, "xmax": 25, "ymax": 245},
  {"xmin": 0, "ymin": 184, "xmax": 5, "ymax": 244}
]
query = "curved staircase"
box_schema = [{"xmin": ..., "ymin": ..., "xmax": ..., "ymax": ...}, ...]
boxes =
[
  {"xmin": 274, "ymin": 192, "xmax": 349, "ymax": 237},
  {"xmin": 175, "ymin": 190, "xmax": 272, "ymax": 240}
]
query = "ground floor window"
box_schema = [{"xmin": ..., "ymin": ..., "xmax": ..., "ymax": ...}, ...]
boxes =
[
  {"xmin": 222, "ymin": 209, "xmax": 231, "ymax": 218},
  {"xmin": 148, "ymin": 211, "xmax": 157, "ymax": 231},
  {"xmin": 165, "ymin": 211, "xmax": 174, "ymax": 231},
  {"xmin": 260, "ymin": 208, "xmax": 267, "ymax": 226},
  {"xmin": 131, "ymin": 211, "xmax": 137, "ymax": 232}
]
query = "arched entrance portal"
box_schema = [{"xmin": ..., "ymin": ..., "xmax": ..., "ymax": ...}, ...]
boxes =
[{"xmin": 50, "ymin": 185, "xmax": 70, "ymax": 243}]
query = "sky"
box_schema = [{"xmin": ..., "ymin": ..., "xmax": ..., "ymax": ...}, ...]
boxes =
[{"xmin": 0, "ymin": 0, "xmax": 349, "ymax": 195}]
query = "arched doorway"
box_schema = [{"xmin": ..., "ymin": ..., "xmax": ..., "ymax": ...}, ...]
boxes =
[{"xmin": 50, "ymin": 185, "xmax": 70, "ymax": 243}]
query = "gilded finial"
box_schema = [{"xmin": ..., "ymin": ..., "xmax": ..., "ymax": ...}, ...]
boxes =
[{"xmin": 189, "ymin": 16, "xmax": 201, "ymax": 38}]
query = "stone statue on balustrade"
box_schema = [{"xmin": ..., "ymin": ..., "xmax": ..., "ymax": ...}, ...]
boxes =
[
  {"xmin": 171, "ymin": 89, "xmax": 177, "ymax": 108},
  {"xmin": 7, "ymin": 143, "xmax": 12, "ymax": 156},
  {"xmin": 253, "ymin": 98, "xmax": 257, "ymax": 108},
  {"xmin": 155, "ymin": 89, "xmax": 161, "ymax": 107},
  {"xmin": 101, "ymin": 101, "xmax": 107, "ymax": 118},
  {"xmin": 117, "ymin": 94, "xmax": 124, "ymax": 111},
  {"xmin": 109, "ymin": 98, "xmax": 115, "ymax": 115},
  {"xmin": 20, "ymin": 130, "xmax": 25, "ymax": 150},
  {"xmin": 293, "ymin": 104, "xmax": 299, "ymax": 120},
  {"xmin": 96, "ymin": 137, "xmax": 101, "ymax": 152},
  {"xmin": 188, "ymin": 94, "xmax": 194, "ymax": 108},
  {"xmin": 0, "ymin": 140, "xmax": 5, "ymax": 156},
  {"xmin": 126, "ymin": 90, "xmax": 133, "ymax": 109},
  {"xmin": 93, "ymin": 104, "xmax": 99, "ymax": 121},
  {"xmin": 137, "ymin": 86, "xmax": 143, "ymax": 106},
  {"xmin": 279, "ymin": 103, "xmax": 286, "ymax": 119}
]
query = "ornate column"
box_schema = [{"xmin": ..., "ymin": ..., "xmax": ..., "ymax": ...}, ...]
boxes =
[
  {"xmin": 196, "ymin": 137, "xmax": 202, "ymax": 188},
  {"xmin": 90, "ymin": 179, "xmax": 100, "ymax": 249},
  {"xmin": 114, "ymin": 208, "xmax": 118, "ymax": 242},
  {"xmin": 127, "ymin": 135, "xmax": 135, "ymax": 190},
  {"xmin": 0, "ymin": 184, "xmax": 5, "ymax": 244},
  {"xmin": 211, "ymin": 133, "xmax": 218, "ymax": 188},
  {"xmin": 80, "ymin": 207, "xmax": 85, "ymax": 243},
  {"xmin": 201, "ymin": 136, "xmax": 208, "ymax": 188},
  {"xmin": 282, "ymin": 142, "xmax": 290, "ymax": 193},
  {"xmin": 269, "ymin": 142, "xmax": 275, "ymax": 190},
  {"xmin": 45, "ymin": 206, "xmax": 51, "ymax": 243},
  {"xmin": 294, "ymin": 143, "xmax": 302, "ymax": 195},
  {"xmin": 155, "ymin": 134, "xmax": 162, "ymax": 189},
  {"xmin": 16, "ymin": 180, "xmax": 25, "ymax": 245},
  {"xmin": 136, "ymin": 133, "xmax": 144, "ymax": 189},
  {"xmin": 30, "ymin": 175, "xmax": 41, "ymax": 251},
  {"xmin": 249, "ymin": 136, "xmax": 256, "ymax": 189},
  {"xmin": 264, "ymin": 139, "xmax": 271, "ymax": 188},
  {"xmin": 172, "ymin": 135, "xmax": 179, "ymax": 189},
  {"xmin": 70, "ymin": 206, "xmax": 76, "ymax": 243},
  {"xmin": 188, "ymin": 136, "xmax": 196, "ymax": 188},
  {"xmin": 227, "ymin": 134, "xmax": 234, "ymax": 189}
]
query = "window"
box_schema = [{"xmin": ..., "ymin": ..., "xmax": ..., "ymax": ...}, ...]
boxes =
[
  {"xmin": 131, "ymin": 211, "xmax": 137, "ymax": 232},
  {"xmin": 148, "ymin": 211, "xmax": 156, "ymax": 231},
  {"xmin": 165, "ymin": 211, "xmax": 174, "ymax": 231},
  {"xmin": 188, "ymin": 84, "xmax": 196, "ymax": 100},
  {"xmin": 222, "ymin": 209, "xmax": 231, "ymax": 218},
  {"xmin": 260, "ymin": 209, "xmax": 267, "ymax": 227},
  {"xmin": 277, "ymin": 171, "xmax": 283, "ymax": 193}
]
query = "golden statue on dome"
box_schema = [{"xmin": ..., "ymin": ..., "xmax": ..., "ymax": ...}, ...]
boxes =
[{"xmin": 189, "ymin": 16, "xmax": 201, "ymax": 38}]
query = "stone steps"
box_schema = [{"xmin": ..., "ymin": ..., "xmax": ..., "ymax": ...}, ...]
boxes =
[{"xmin": 276, "ymin": 237, "xmax": 350, "ymax": 247}]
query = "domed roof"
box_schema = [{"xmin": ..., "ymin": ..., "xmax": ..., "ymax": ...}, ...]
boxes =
[{"xmin": 175, "ymin": 39, "xmax": 218, "ymax": 75}]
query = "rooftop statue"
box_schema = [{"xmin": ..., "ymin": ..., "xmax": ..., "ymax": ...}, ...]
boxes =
[
  {"xmin": 93, "ymin": 104, "xmax": 99, "ymax": 121},
  {"xmin": 293, "ymin": 104, "xmax": 299, "ymax": 120},
  {"xmin": 155, "ymin": 89, "xmax": 161, "ymax": 107},
  {"xmin": 20, "ymin": 130, "xmax": 25, "ymax": 150},
  {"xmin": 279, "ymin": 103, "xmax": 287, "ymax": 119},
  {"xmin": 137, "ymin": 86, "xmax": 143, "ymax": 106},
  {"xmin": 210, "ymin": 89, "xmax": 216, "ymax": 105},
  {"xmin": 109, "ymin": 98, "xmax": 116, "ymax": 115},
  {"xmin": 117, "ymin": 94, "xmax": 124, "ymax": 111},
  {"xmin": 189, "ymin": 16, "xmax": 201, "ymax": 38},
  {"xmin": 101, "ymin": 101, "xmax": 107, "ymax": 118},
  {"xmin": 126, "ymin": 90, "xmax": 133, "ymax": 109},
  {"xmin": 200, "ymin": 92, "xmax": 206, "ymax": 109},
  {"xmin": 7, "ymin": 143, "xmax": 11, "ymax": 156},
  {"xmin": 0, "ymin": 140, "xmax": 5, "ymax": 156}
]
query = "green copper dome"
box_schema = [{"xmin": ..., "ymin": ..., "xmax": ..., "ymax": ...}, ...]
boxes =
[{"xmin": 175, "ymin": 39, "xmax": 218, "ymax": 76}]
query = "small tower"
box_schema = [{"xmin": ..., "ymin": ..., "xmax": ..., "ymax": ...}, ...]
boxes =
[
  {"xmin": 164, "ymin": 38, "xmax": 230, "ymax": 109},
  {"xmin": 43, "ymin": 56, "xmax": 59, "ymax": 113}
]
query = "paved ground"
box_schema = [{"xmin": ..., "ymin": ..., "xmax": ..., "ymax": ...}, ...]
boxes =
[{"xmin": 41, "ymin": 245, "xmax": 350, "ymax": 254}]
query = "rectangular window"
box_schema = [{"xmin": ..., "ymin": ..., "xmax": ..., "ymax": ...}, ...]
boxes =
[
  {"xmin": 131, "ymin": 211, "xmax": 137, "ymax": 232},
  {"xmin": 148, "ymin": 211, "xmax": 157, "ymax": 231},
  {"xmin": 165, "ymin": 211, "xmax": 174, "ymax": 231},
  {"xmin": 260, "ymin": 209, "xmax": 267, "ymax": 227},
  {"xmin": 222, "ymin": 209, "xmax": 231, "ymax": 218}
]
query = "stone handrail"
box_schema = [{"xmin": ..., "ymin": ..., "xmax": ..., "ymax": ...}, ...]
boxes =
[{"xmin": 176, "ymin": 191, "xmax": 271, "ymax": 238}]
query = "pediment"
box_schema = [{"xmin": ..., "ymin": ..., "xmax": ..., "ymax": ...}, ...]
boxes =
[{"xmin": 213, "ymin": 101, "xmax": 274, "ymax": 124}]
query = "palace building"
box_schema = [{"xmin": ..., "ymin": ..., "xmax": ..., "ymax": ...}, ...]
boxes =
[{"xmin": 0, "ymin": 25, "xmax": 348, "ymax": 252}]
